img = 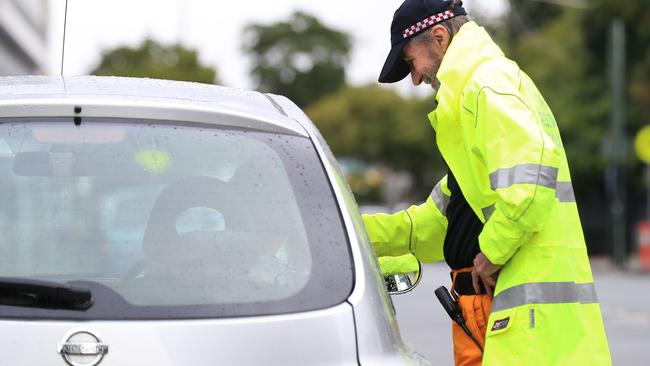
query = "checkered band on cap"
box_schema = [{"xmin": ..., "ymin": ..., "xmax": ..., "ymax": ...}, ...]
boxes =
[{"xmin": 402, "ymin": 10, "xmax": 455, "ymax": 39}]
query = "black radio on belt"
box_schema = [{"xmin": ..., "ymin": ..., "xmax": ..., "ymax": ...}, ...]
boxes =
[{"xmin": 434, "ymin": 285, "xmax": 484, "ymax": 353}]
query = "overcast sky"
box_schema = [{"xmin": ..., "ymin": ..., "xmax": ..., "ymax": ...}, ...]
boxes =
[{"xmin": 48, "ymin": 0, "xmax": 506, "ymax": 96}]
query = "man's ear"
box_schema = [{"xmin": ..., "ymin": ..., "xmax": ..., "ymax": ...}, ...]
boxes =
[{"xmin": 430, "ymin": 24, "xmax": 451, "ymax": 51}]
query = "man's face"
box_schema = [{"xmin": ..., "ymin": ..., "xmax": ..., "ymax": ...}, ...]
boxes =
[{"xmin": 402, "ymin": 31, "xmax": 446, "ymax": 90}]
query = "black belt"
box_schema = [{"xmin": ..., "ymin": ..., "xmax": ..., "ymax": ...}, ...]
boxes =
[{"xmin": 451, "ymin": 271, "xmax": 486, "ymax": 296}]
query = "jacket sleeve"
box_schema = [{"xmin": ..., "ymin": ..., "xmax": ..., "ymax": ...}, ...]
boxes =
[
  {"xmin": 377, "ymin": 253, "xmax": 420, "ymax": 276},
  {"xmin": 475, "ymin": 87, "xmax": 562, "ymax": 265},
  {"xmin": 362, "ymin": 175, "xmax": 449, "ymax": 265}
]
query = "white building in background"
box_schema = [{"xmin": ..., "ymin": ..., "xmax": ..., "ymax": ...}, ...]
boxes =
[{"xmin": 0, "ymin": 0, "xmax": 48, "ymax": 75}]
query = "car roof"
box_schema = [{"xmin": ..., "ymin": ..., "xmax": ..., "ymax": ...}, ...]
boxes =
[{"xmin": 0, "ymin": 76, "xmax": 308, "ymax": 136}]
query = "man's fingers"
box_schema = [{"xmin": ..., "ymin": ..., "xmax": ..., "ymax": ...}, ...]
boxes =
[
  {"xmin": 471, "ymin": 270, "xmax": 481, "ymax": 294},
  {"xmin": 472, "ymin": 252, "xmax": 502, "ymax": 297},
  {"xmin": 473, "ymin": 256, "xmax": 481, "ymax": 272},
  {"xmin": 480, "ymin": 272, "xmax": 499, "ymax": 297},
  {"xmin": 482, "ymin": 277, "xmax": 494, "ymax": 297},
  {"xmin": 483, "ymin": 273, "xmax": 496, "ymax": 287}
]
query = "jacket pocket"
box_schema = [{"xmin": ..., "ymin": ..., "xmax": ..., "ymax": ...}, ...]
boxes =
[
  {"xmin": 483, "ymin": 307, "xmax": 532, "ymax": 365},
  {"xmin": 483, "ymin": 305, "xmax": 540, "ymax": 366}
]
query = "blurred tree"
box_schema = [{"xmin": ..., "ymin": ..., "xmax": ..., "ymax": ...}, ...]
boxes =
[
  {"xmin": 306, "ymin": 85, "xmax": 444, "ymax": 199},
  {"xmin": 91, "ymin": 39, "xmax": 218, "ymax": 84},
  {"xmin": 582, "ymin": 0, "xmax": 650, "ymax": 148},
  {"xmin": 242, "ymin": 11, "xmax": 352, "ymax": 108}
]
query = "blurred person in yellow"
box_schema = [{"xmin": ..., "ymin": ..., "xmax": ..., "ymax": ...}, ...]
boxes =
[{"xmin": 363, "ymin": 0, "xmax": 611, "ymax": 365}]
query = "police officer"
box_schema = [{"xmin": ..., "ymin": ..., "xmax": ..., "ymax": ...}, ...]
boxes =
[{"xmin": 363, "ymin": 1, "xmax": 612, "ymax": 365}]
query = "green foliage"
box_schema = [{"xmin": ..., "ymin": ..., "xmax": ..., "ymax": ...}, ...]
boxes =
[
  {"xmin": 583, "ymin": 0, "xmax": 650, "ymax": 137},
  {"xmin": 91, "ymin": 39, "xmax": 218, "ymax": 84},
  {"xmin": 242, "ymin": 11, "xmax": 351, "ymax": 108},
  {"xmin": 305, "ymin": 85, "xmax": 444, "ymax": 197}
]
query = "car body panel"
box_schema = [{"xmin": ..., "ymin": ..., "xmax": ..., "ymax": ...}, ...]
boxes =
[
  {"xmin": 0, "ymin": 76, "xmax": 307, "ymax": 136},
  {"xmin": 0, "ymin": 304, "xmax": 357, "ymax": 366}
]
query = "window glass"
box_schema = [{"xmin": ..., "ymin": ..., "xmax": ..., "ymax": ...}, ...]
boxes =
[{"xmin": 0, "ymin": 118, "xmax": 352, "ymax": 319}]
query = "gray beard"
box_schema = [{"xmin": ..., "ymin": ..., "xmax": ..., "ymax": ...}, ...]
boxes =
[{"xmin": 431, "ymin": 77, "xmax": 441, "ymax": 98}]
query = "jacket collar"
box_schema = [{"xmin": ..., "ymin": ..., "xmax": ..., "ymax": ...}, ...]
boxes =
[{"xmin": 429, "ymin": 21, "xmax": 504, "ymax": 131}]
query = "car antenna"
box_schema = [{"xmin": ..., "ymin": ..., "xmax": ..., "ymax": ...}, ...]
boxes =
[{"xmin": 60, "ymin": 0, "xmax": 69, "ymax": 76}]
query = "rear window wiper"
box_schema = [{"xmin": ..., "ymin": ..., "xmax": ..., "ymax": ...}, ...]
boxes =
[{"xmin": 0, "ymin": 277, "xmax": 93, "ymax": 310}]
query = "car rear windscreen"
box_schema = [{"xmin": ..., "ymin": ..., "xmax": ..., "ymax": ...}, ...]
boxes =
[{"xmin": 0, "ymin": 117, "xmax": 353, "ymax": 319}]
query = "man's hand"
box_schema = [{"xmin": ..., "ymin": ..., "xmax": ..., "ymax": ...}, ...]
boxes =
[{"xmin": 472, "ymin": 252, "xmax": 502, "ymax": 297}]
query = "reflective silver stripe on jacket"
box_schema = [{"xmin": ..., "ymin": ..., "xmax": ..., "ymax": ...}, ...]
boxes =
[
  {"xmin": 491, "ymin": 282, "xmax": 598, "ymax": 312},
  {"xmin": 489, "ymin": 164, "xmax": 576, "ymax": 203},
  {"xmin": 430, "ymin": 183, "xmax": 450, "ymax": 216},
  {"xmin": 490, "ymin": 164, "xmax": 558, "ymax": 190},
  {"xmin": 482, "ymin": 204, "xmax": 495, "ymax": 221},
  {"xmin": 555, "ymin": 181, "xmax": 576, "ymax": 202}
]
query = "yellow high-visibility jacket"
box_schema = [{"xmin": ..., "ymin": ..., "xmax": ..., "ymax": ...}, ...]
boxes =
[{"xmin": 363, "ymin": 22, "xmax": 611, "ymax": 365}]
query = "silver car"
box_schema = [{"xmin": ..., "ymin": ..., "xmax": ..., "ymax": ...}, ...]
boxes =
[{"xmin": 0, "ymin": 76, "xmax": 429, "ymax": 366}]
